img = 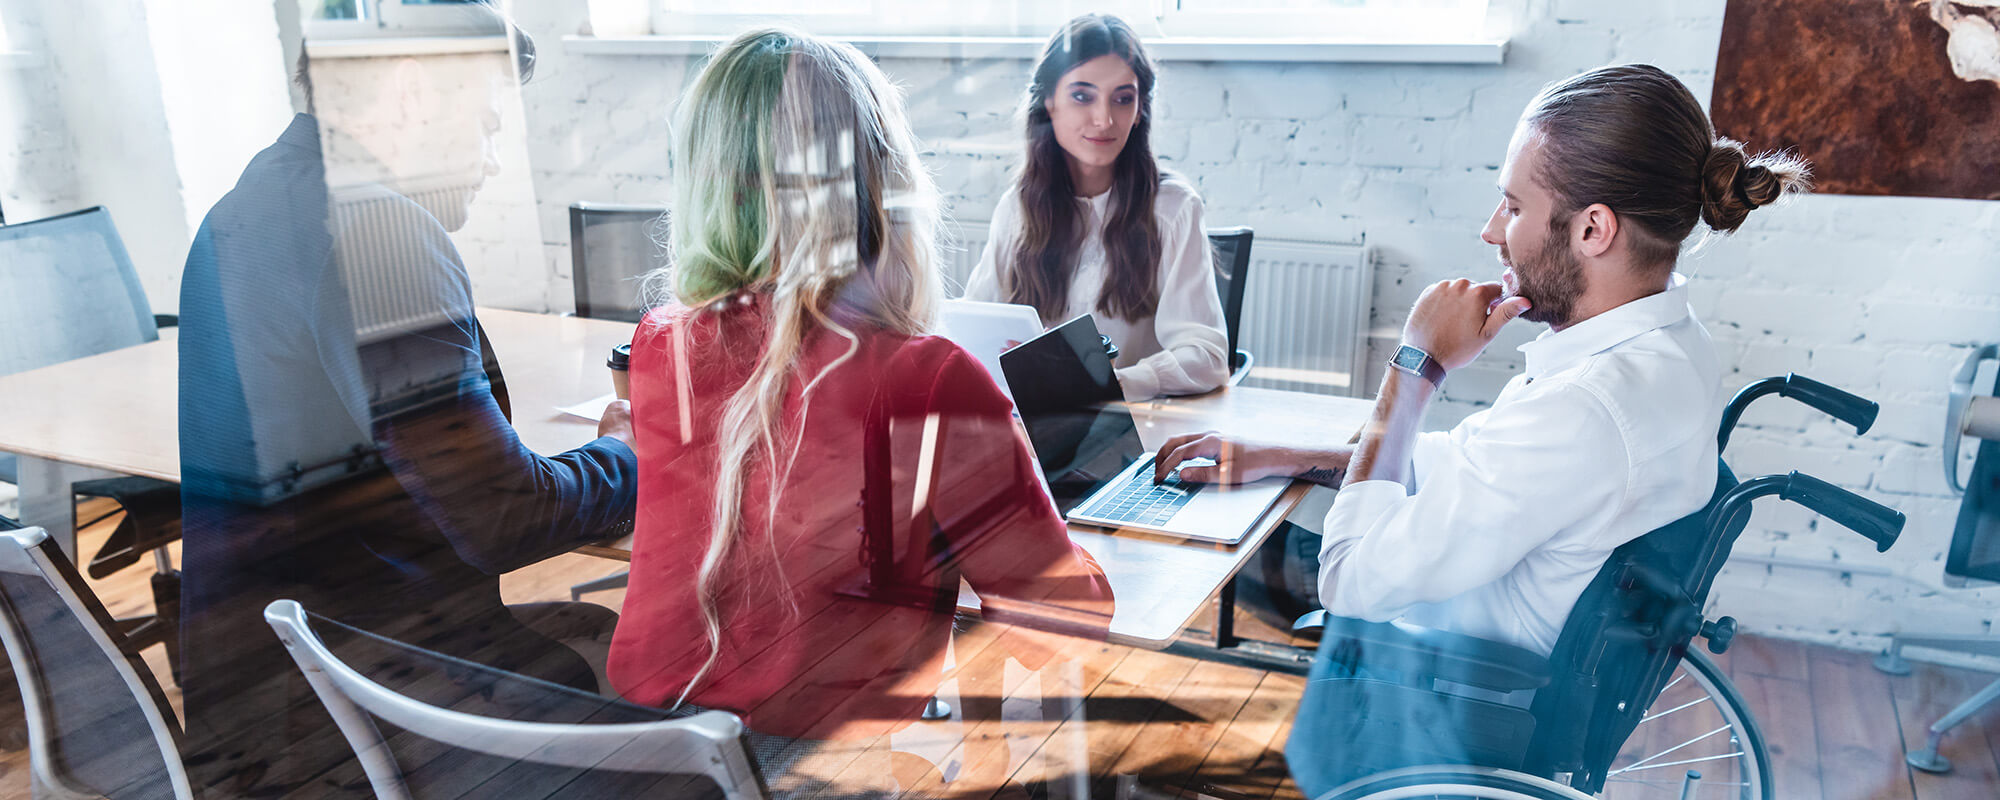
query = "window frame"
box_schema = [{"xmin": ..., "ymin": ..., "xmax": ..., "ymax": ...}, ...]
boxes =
[
  {"xmin": 643, "ymin": 0, "xmax": 1490, "ymax": 42},
  {"xmin": 303, "ymin": 0, "xmax": 504, "ymax": 41}
]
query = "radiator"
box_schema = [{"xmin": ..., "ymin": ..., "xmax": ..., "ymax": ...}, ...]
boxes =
[
  {"xmin": 1233, "ymin": 237, "xmax": 1374, "ymax": 397},
  {"xmin": 330, "ymin": 179, "xmax": 478, "ymax": 343},
  {"xmin": 944, "ymin": 222, "xmax": 1374, "ymax": 398}
]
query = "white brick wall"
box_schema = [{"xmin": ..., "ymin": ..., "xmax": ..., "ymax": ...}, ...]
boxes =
[
  {"xmin": 309, "ymin": 51, "xmax": 551, "ymax": 312},
  {"xmin": 0, "ymin": 0, "xmax": 294, "ymax": 315},
  {"xmin": 507, "ymin": 0, "xmax": 2000, "ymax": 653}
]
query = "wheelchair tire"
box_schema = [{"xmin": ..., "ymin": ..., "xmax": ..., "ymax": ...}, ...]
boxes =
[
  {"xmin": 1317, "ymin": 765, "xmax": 1594, "ymax": 800},
  {"xmin": 1599, "ymin": 649, "xmax": 1773, "ymax": 800}
]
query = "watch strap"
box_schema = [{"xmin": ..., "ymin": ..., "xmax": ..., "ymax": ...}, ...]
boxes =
[{"xmin": 1391, "ymin": 344, "xmax": 1447, "ymax": 388}]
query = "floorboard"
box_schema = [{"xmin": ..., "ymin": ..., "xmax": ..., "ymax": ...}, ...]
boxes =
[{"xmin": 0, "ymin": 510, "xmax": 1995, "ymax": 800}]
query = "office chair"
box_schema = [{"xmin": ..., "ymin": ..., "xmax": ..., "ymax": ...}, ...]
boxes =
[
  {"xmin": 0, "ymin": 527, "xmax": 193, "ymax": 799},
  {"xmin": 565, "ymin": 202, "xmax": 668, "ymax": 600},
  {"xmin": 1207, "ymin": 226, "xmax": 1255, "ymax": 385},
  {"xmin": 0, "ymin": 206, "xmax": 184, "ymax": 680},
  {"xmin": 564, "ymin": 200, "xmax": 664, "ymax": 600},
  {"xmin": 1288, "ymin": 374, "xmax": 1904, "ymax": 800},
  {"xmin": 264, "ymin": 599, "xmax": 769, "ymax": 799},
  {"xmin": 568, "ymin": 202, "xmax": 668, "ymax": 323},
  {"xmin": 1874, "ymin": 343, "xmax": 2000, "ymax": 774}
]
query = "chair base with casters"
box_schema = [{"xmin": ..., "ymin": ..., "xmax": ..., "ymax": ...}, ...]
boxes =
[
  {"xmin": 1874, "ymin": 635, "xmax": 2000, "ymax": 773},
  {"xmin": 264, "ymin": 599, "xmax": 769, "ymax": 799},
  {"xmin": 1870, "ymin": 344, "xmax": 2000, "ymax": 774},
  {"xmin": 1286, "ymin": 374, "xmax": 1903, "ymax": 800}
]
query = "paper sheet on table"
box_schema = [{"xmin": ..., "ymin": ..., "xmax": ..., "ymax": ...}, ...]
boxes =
[{"xmin": 556, "ymin": 393, "xmax": 616, "ymax": 422}]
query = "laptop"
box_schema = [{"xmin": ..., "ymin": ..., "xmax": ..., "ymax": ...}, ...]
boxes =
[
  {"xmin": 937, "ymin": 299, "xmax": 1045, "ymax": 398},
  {"xmin": 1000, "ymin": 315, "xmax": 1289, "ymax": 545}
]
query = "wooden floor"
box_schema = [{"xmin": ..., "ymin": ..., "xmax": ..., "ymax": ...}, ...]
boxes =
[{"xmin": 1, "ymin": 504, "xmax": 1996, "ymax": 799}]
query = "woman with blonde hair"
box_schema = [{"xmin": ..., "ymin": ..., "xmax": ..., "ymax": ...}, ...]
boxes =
[{"xmin": 606, "ymin": 28, "xmax": 1113, "ymax": 740}]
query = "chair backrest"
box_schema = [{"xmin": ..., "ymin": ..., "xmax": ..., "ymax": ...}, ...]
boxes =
[
  {"xmin": 0, "ymin": 528, "xmax": 190, "ymax": 800},
  {"xmin": 1946, "ymin": 346, "xmax": 2000, "ymax": 585},
  {"xmin": 0, "ymin": 207, "xmax": 159, "ymax": 377},
  {"xmin": 569, "ymin": 202, "xmax": 669, "ymax": 323},
  {"xmin": 1207, "ymin": 226, "xmax": 1254, "ymax": 365},
  {"xmin": 1524, "ymin": 461, "xmax": 1742, "ymax": 786},
  {"xmin": 263, "ymin": 599, "xmax": 767, "ymax": 800}
]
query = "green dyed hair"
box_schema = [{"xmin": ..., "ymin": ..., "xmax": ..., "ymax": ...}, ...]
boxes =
[
  {"xmin": 667, "ymin": 32, "xmax": 789, "ymax": 302},
  {"xmin": 645, "ymin": 26, "xmax": 942, "ymax": 712}
]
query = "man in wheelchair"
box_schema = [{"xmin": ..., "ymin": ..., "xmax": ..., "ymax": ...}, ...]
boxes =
[{"xmin": 1155, "ymin": 66, "xmax": 1905, "ymax": 799}]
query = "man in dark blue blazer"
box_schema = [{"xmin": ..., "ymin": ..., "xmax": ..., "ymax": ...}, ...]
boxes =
[{"xmin": 177, "ymin": 23, "xmax": 637, "ymax": 798}]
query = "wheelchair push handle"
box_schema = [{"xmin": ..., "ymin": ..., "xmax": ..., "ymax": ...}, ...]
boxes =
[
  {"xmin": 1780, "ymin": 471, "xmax": 1904, "ymax": 553},
  {"xmin": 1718, "ymin": 374, "xmax": 1878, "ymax": 451}
]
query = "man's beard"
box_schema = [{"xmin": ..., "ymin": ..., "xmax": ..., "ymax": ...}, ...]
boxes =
[{"xmin": 1506, "ymin": 217, "xmax": 1586, "ymax": 328}]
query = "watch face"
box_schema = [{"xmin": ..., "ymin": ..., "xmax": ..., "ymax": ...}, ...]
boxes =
[{"xmin": 1393, "ymin": 345, "xmax": 1427, "ymax": 371}]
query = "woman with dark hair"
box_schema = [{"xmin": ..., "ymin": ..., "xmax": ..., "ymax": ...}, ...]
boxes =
[{"xmin": 963, "ymin": 13, "xmax": 1229, "ymax": 401}]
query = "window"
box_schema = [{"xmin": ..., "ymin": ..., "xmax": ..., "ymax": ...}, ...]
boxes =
[
  {"xmin": 302, "ymin": 0, "xmax": 504, "ymax": 39},
  {"xmin": 643, "ymin": 0, "xmax": 1491, "ymax": 42}
]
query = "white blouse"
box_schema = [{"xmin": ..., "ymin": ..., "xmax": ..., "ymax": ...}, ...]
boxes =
[{"xmin": 962, "ymin": 178, "xmax": 1230, "ymax": 401}]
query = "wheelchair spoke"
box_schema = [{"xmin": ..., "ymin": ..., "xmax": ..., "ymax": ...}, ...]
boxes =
[
  {"xmin": 1608, "ymin": 751, "xmax": 1748, "ymax": 774},
  {"xmin": 1609, "ymin": 725, "xmax": 1731, "ymax": 774},
  {"xmin": 1606, "ymin": 777, "xmax": 1750, "ymax": 787},
  {"xmin": 1637, "ymin": 694, "xmax": 1711, "ymax": 724}
]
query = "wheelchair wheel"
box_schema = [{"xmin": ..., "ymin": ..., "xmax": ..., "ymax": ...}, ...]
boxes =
[
  {"xmin": 1600, "ymin": 649, "xmax": 1772, "ymax": 800},
  {"xmin": 1319, "ymin": 765, "xmax": 1593, "ymax": 799}
]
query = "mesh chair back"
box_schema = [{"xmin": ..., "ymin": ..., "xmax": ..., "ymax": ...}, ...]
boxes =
[
  {"xmin": 0, "ymin": 207, "xmax": 158, "ymax": 377},
  {"xmin": 0, "ymin": 528, "xmax": 189, "ymax": 800},
  {"xmin": 1207, "ymin": 227, "xmax": 1254, "ymax": 365},
  {"xmin": 569, "ymin": 203, "xmax": 668, "ymax": 323},
  {"xmin": 1947, "ymin": 362, "xmax": 2000, "ymax": 583},
  {"xmin": 263, "ymin": 600, "xmax": 766, "ymax": 800}
]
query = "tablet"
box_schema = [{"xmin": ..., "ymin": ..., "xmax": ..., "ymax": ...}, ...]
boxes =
[{"xmin": 937, "ymin": 299, "xmax": 1044, "ymax": 398}]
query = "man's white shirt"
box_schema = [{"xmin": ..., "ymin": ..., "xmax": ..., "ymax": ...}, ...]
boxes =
[{"xmin": 1320, "ymin": 274, "xmax": 1722, "ymax": 655}]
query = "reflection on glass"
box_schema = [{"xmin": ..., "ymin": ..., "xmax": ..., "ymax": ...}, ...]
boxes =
[{"xmin": 176, "ymin": 10, "xmax": 638, "ymax": 797}]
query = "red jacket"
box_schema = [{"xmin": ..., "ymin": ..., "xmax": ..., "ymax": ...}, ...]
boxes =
[{"xmin": 608, "ymin": 302, "xmax": 1114, "ymax": 739}]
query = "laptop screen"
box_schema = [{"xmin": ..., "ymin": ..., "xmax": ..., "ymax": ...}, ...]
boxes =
[{"xmin": 1000, "ymin": 315, "xmax": 1145, "ymax": 512}]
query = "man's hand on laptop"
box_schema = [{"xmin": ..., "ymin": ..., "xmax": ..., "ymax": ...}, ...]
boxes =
[
  {"xmin": 1154, "ymin": 431, "xmax": 1352, "ymax": 488},
  {"xmin": 1405, "ymin": 278, "xmax": 1532, "ymax": 371}
]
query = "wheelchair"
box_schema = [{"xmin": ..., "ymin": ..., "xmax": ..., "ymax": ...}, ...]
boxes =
[{"xmin": 1286, "ymin": 374, "xmax": 1908, "ymax": 800}]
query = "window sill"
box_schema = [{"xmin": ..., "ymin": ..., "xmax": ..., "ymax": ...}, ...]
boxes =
[
  {"xmin": 306, "ymin": 36, "xmax": 511, "ymax": 60},
  {"xmin": 561, "ymin": 34, "xmax": 1505, "ymax": 64}
]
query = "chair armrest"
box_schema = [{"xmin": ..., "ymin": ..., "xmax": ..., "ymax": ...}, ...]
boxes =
[{"xmin": 1294, "ymin": 610, "xmax": 1552, "ymax": 693}]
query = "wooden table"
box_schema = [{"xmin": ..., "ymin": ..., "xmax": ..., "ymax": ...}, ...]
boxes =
[
  {"xmin": 578, "ymin": 382, "xmax": 1372, "ymax": 655},
  {"xmin": 0, "ymin": 308, "xmax": 632, "ymax": 556},
  {"xmin": 0, "ymin": 308, "xmax": 1371, "ymax": 656}
]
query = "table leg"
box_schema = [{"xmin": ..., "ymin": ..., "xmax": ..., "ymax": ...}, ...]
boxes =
[
  {"xmin": 14, "ymin": 456, "xmax": 114, "ymax": 562},
  {"xmin": 1164, "ymin": 576, "xmax": 1316, "ymax": 675},
  {"xmin": 1216, "ymin": 576, "xmax": 1238, "ymax": 649}
]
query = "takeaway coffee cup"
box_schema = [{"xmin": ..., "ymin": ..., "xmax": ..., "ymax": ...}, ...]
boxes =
[{"xmin": 607, "ymin": 344, "xmax": 632, "ymax": 399}]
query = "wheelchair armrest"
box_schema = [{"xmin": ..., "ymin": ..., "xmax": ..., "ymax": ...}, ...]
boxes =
[{"xmin": 1294, "ymin": 610, "xmax": 1551, "ymax": 693}]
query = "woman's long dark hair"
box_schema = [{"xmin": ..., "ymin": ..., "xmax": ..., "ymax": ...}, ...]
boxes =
[{"xmin": 1004, "ymin": 14, "xmax": 1162, "ymax": 324}]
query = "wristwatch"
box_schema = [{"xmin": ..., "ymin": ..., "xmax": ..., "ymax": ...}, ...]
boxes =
[{"xmin": 1389, "ymin": 343, "xmax": 1446, "ymax": 388}]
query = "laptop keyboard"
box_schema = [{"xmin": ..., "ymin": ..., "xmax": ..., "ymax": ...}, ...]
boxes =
[{"xmin": 1077, "ymin": 457, "xmax": 1203, "ymax": 527}]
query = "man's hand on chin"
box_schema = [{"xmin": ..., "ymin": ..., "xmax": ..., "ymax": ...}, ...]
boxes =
[{"xmin": 1404, "ymin": 278, "xmax": 1533, "ymax": 371}]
